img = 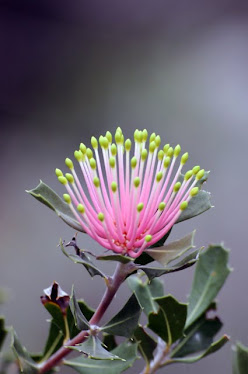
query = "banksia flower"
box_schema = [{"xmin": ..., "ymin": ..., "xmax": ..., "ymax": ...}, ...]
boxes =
[{"xmin": 56, "ymin": 128, "xmax": 204, "ymax": 258}]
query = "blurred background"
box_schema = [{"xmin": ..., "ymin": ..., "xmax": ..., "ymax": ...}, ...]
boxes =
[{"xmin": 1, "ymin": 0, "xmax": 248, "ymax": 373}]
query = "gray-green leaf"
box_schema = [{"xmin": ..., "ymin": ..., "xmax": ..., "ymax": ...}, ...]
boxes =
[
  {"xmin": 233, "ymin": 342, "xmax": 248, "ymax": 374},
  {"xmin": 11, "ymin": 328, "xmax": 38, "ymax": 373},
  {"xmin": 186, "ymin": 245, "xmax": 231, "ymax": 328},
  {"xmin": 127, "ymin": 276, "xmax": 159, "ymax": 316},
  {"xmin": 70, "ymin": 287, "xmax": 90, "ymax": 331}
]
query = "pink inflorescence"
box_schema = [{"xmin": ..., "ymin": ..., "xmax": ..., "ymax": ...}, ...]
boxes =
[{"xmin": 56, "ymin": 128, "xmax": 204, "ymax": 258}]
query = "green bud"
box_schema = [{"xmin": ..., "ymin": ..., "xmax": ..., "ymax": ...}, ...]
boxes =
[
  {"xmin": 181, "ymin": 152, "xmax": 189, "ymax": 165},
  {"xmin": 58, "ymin": 176, "xmax": 67, "ymax": 185},
  {"xmin": 74, "ymin": 150, "xmax": 83, "ymax": 162},
  {"xmin": 109, "ymin": 157, "xmax": 115, "ymax": 168},
  {"xmin": 134, "ymin": 129, "xmax": 139, "ymax": 141},
  {"xmin": 158, "ymin": 150, "xmax": 164, "ymax": 161},
  {"xmin": 192, "ymin": 165, "xmax": 200, "ymax": 175},
  {"xmin": 158, "ymin": 202, "xmax": 166, "ymax": 211},
  {"xmin": 93, "ymin": 177, "xmax": 100, "ymax": 188},
  {"xmin": 65, "ymin": 173, "xmax": 74, "ymax": 183},
  {"xmin": 149, "ymin": 141, "xmax": 156, "ymax": 153},
  {"xmin": 90, "ymin": 158, "xmax": 96, "ymax": 169},
  {"xmin": 106, "ymin": 131, "xmax": 112, "ymax": 143},
  {"xmin": 111, "ymin": 181, "xmax": 117, "ymax": 192},
  {"xmin": 180, "ymin": 201, "xmax": 188, "ymax": 210},
  {"xmin": 163, "ymin": 144, "xmax": 170, "ymax": 154},
  {"xmin": 80, "ymin": 143, "xmax": 87, "ymax": 154},
  {"xmin": 86, "ymin": 148, "xmax": 93, "ymax": 159},
  {"xmin": 116, "ymin": 126, "xmax": 122, "ymax": 134},
  {"xmin": 101, "ymin": 137, "xmax": 109, "ymax": 150},
  {"xmin": 98, "ymin": 212, "xmax": 105, "ymax": 222},
  {"xmin": 173, "ymin": 182, "xmax": 181, "ymax": 192},
  {"xmin": 145, "ymin": 235, "xmax": 152, "ymax": 242},
  {"xmin": 141, "ymin": 149, "xmax": 148, "ymax": 161},
  {"xmin": 63, "ymin": 194, "xmax": 71, "ymax": 204},
  {"xmin": 156, "ymin": 171, "xmax": 163, "ymax": 182},
  {"xmin": 111, "ymin": 144, "xmax": 117, "ymax": 156},
  {"xmin": 190, "ymin": 187, "xmax": 199, "ymax": 196},
  {"xmin": 150, "ymin": 133, "xmax": 156, "ymax": 143},
  {"xmin": 136, "ymin": 131, "xmax": 143, "ymax": 143},
  {"xmin": 184, "ymin": 170, "xmax": 193, "ymax": 180},
  {"xmin": 142, "ymin": 129, "xmax": 148, "ymax": 141},
  {"xmin": 77, "ymin": 204, "xmax": 85, "ymax": 214},
  {"xmin": 167, "ymin": 147, "xmax": 174, "ymax": 158},
  {"xmin": 134, "ymin": 177, "xmax": 140, "ymax": 188},
  {"xmin": 55, "ymin": 168, "xmax": 63, "ymax": 177},
  {"xmin": 91, "ymin": 136, "xmax": 98, "ymax": 149},
  {"xmin": 174, "ymin": 144, "xmax": 181, "ymax": 157},
  {"xmin": 65, "ymin": 158, "xmax": 74, "ymax": 169},
  {"xmin": 196, "ymin": 169, "xmax": 205, "ymax": 180},
  {"xmin": 131, "ymin": 157, "xmax": 137, "ymax": 168},
  {"xmin": 115, "ymin": 131, "xmax": 122, "ymax": 144},
  {"xmin": 125, "ymin": 139, "xmax": 132, "ymax": 151},
  {"xmin": 155, "ymin": 135, "xmax": 161, "ymax": 147},
  {"xmin": 137, "ymin": 203, "xmax": 144, "ymax": 212},
  {"xmin": 164, "ymin": 156, "xmax": 171, "ymax": 169}
]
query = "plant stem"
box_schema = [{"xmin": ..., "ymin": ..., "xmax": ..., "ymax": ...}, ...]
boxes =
[
  {"xmin": 38, "ymin": 262, "xmax": 132, "ymax": 373},
  {"xmin": 139, "ymin": 338, "xmax": 170, "ymax": 374}
]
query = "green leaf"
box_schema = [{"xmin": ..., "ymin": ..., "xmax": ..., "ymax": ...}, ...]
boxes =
[
  {"xmin": 171, "ymin": 306, "xmax": 222, "ymax": 358},
  {"xmin": 68, "ymin": 299, "xmax": 95, "ymax": 339},
  {"xmin": 102, "ymin": 294, "xmax": 141, "ymax": 337},
  {"xmin": 186, "ymin": 245, "xmax": 231, "ymax": 328},
  {"xmin": 133, "ymin": 325, "xmax": 157, "ymax": 363},
  {"xmin": 145, "ymin": 231, "xmax": 195, "ymax": 266},
  {"xmin": 169, "ymin": 335, "xmax": 229, "ymax": 364},
  {"xmin": 43, "ymin": 320, "xmax": 64, "ymax": 358},
  {"xmin": 66, "ymin": 335, "xmax": 121, "ymax": 360},
  {"xmin": 26, "ymin": 181, "xmax": 83, "ymax": 231},
  {"xmin": 64, "ymin": 341, "xmax": 138, "ymax": 374},
  {"xmin": 96, "ymin": 255, "xmax": 133, "ymax": 264},
  {"xmin": 11, "ymin": 328, "xmax": 38, "ymax": 373},
  {"xmin": 150, "ymin": 228, "xmax": 173, "ymax": 248},
  {"xmin": 70, "ymin": 287, "xmax": 90, "ymax": 331},
  {"xmin": 0, "ymin": 317, "xmax": 7, "ymax": 351},
  {"xmin": 148, "ymin": 295, "xmax": 187, "ymax": 345},
  {"xmin": 140, "ymin": 248, "xmax": 200, "ymax": 280},
  {"xmin": 176, "ymin": 172, "xmax": 212, "ymax": 223},
  {"xmin": 102, "ymin": 334, "xmax": 117, "ymax": 351},
  {"xmin": 60, "ymin": 240, "xmax": 105, "ymax": 278},
  {"xmin": 127, "ymin": 276, "xmax": 159, "ymax": 316},
  {"xmin": 233, "ymin": 342, "xmax": 248, "ymax": 374}
]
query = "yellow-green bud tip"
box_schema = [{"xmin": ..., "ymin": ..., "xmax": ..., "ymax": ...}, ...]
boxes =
[
  {"xmin": 111, "ymin": 181, "xmax": 117, "ymax": 192},
  {"xmin": 79, "ymin": 143, "xmax": 87, "ymax": 154},
  {"xmin": 65, "ymin": 158, "xmax": 74, "ymax": 169},
  {"xmin": 184, "ymin": 170, "xmax": 193, "ymax": 181},
  {"xmin": 196, "ymin": 169, "xmax": 205, "ymax": 180},
  {"xmin": 58, "ymin": 176, "xmax": 67, "ymax": 185},
  {"xmin": 74, "ymin": 150, "xmax": 83, "ymax": 162},
  {"xmin": 133, "ymin": 177, "xmax": 140, "ymax": 188},
  {"xmin": 115, "ymin": 131, "xmax": 122, "ymax": 144},
  {"xmin": 192, "ymin": 165, "xmax": 200, "ymax": 175},
  {"xmin": 163, "ymin": 144, "xmax": 170, "ymax": 154},
  {"xmin": 158, "ymin": 202, "xmax": 166, "ymax": 211},
  {"xmin": 86, "ymin": 148, "xmax": 93, "ymax": 159},
  {"xmin": 98, "ymin": 212, "xmax": 105, "ymax": 222},
  {"xmin": 145, "ymin": 235, "xmax": 152, "ymax": 242},
  {"xmin": 180, "ymin": 201, "xmax": 188, "ymax": 211},
  {"xmin": 142, "ymin": 129, "xmax": 148, "ymax": 141},
  {"xmin": 93, "ymin": 177, "xmax": 100, "ymax": 188},
  {"xmin": 141, "ymin": 149, "xmax": 148, "ymax": 161},
  {"xmin": 100, "ymin": 137, "xmax": 109, "ymax": 149},
  {"xmin": 111, "ymin": 144, "xmax": 117, "ymax": 156},
  {"xmin": 55, "ymin": 168, "xmax": 63, "ymax": 177},
  {"xmin": 181, "ymin": 152, "xmax": 189, "ymax": 165},
  {"xmin": 105, "ymin": 131, "xmax": 112, "ymax": 143},
  {"xmin": 137, "ymin": 203, "xmax": 144, "ymax": 212},
  {"xmin": 63, "ymin": 194, "xmax": 71, "ymax": 204},
  {"xmin": 65, "ymin": 173, "xmax": 74, "ymax": 183},
  {"xmin": 125, "ymin": 139, "xmax": 132, "ymax": 151},
  {"xmin": 149, "ymin": 133, "xmax": 156, "ymax": 143},
  {"xmin": 91, "ymin": 136, "xmax": 98, "ymax": 149},
  {"xmin": 149, "ymin": 141, "xmax": 156, "ymax": 153},
  {"xmin": 167, "ymin": 147, "xmax": 174, "ymax": 158},
  {"xmin": 158, "ymin": 150, "xmax": 164, "ymax": 161},
  {"xmin": 156, "ymin": 171, "xmax": 163, "ymax": 182},
  {"xmin": 77, "ymin": 204, "xmax": 85, "ymax": 214},
  {"xmin": 190, "ymin": 187, "xmax": 199, "ymax": 197},
  {"xmin": 155, "ymin": 135, "xmax": 161, "ymax": 147},
  {"xmin": 174, "ymin": 144, "xmax": 181, "ymax": 157},
  {"xmin": 131, "ymin": 157, "xmax": 137, "ymax": 168},
  {"xmin": 164, "ymin": 156, "xmax": 171, "ymax": 169},
  {"xmin": 173, "ymin": 182, "xmax": 181, "ymax": 192},
  {"xmin": 109, "ymin": 157, "xmax": 115, "ymax": 168},
  {"xmin": 90, "ymin": 158, "xmax": 96, "ymax": 170}
]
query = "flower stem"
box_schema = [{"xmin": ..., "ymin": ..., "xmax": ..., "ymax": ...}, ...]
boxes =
[{"xmin": 38, "ymin": 262, "xmax": 133, "ymax": 373}]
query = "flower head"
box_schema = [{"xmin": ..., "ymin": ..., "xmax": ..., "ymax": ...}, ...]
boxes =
[{"xmin": 56, "ymin": 128, "xmax": 204, "ymax": 258}]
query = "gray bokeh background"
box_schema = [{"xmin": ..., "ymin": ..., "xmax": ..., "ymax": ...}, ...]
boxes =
[{"xmin": 1, "ymin": 1, "xmax": 248, "ymax": 373}]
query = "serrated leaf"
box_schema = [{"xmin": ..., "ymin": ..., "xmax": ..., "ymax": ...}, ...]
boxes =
[
  {"xmin": 70, "ymin": 287, "xmax": 90, "ymax": 331},
  {"xmin": 145, "ymin": 231, "xmax": 195, "ymax": 266},
  {"xmin": 27, "ymin": 181, "xmax": 83, "ymax": 231},
  {"xmin": 102, "ymin": 294, "xmax": 141, "ymax": 337},
  {"xmin": 176, "ymin": 172, "xmax": 212, "ymax": 223},
  {"xmin": 148, "ymin": 278, "xmax": 164, "ymax": 298},
  {"xmin": 148, "ymin": 295, "xmax": 187, "ymax": 345},
  {"xmin": 150, "ymin": 228, "xmax": 173, "ymax": 248},
  {"xmin": 66, "ymin": 335, "xmax": 121, "ymax": 360},
  {"xmin": 127, "ymin": 276, "xmax": 158, "ymax": 316},
  {"xmin": 171, "ymin": 308, "xmax": 222, "ymax": 358},
  {"xmin": 233, "ymin": 341, "xmax": 248, "ymax": 374},
  {"xmin": 186, "ymin": 245, "xmax": 231, "ymax": 328},
  {"xmin": 133, "ymin": 325, "xmax": 157, "ymax": 363},
  {"xmin": 96, "ymin": 255, "xmax": 133, "ymax": 264},
  {"xmin": 140, "ymin": 248, "xmax": 200, "ymax": 280},
  {"xmin": 60, "ymin": 240, "xmax": 105, "ymax": 278},
  {"xmin": 11, "ymin": 329, "xmax": 38, "ymax": 373},
  {"xmin": 64, "ymin": 341, "xmax": 138, "ymax": 374},
  {"xmin": 0, "ymin": 317, "xmax": 7, "ymax": 351},
  {"xmin": 169, "ymin": 335, "xmax": 229, "ymax": 364},
  {"xmin": 68, "ymin": 299, "xmax": 95, "ymax": 339}
]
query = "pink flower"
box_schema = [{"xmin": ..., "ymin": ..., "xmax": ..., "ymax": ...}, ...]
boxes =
[{"xmin": 56, "ymin": 128, "xmax": 203, "ymax": 258}]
